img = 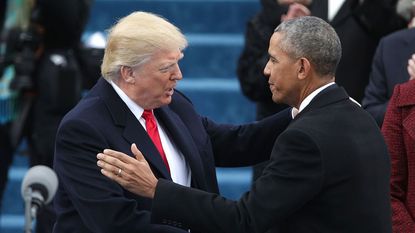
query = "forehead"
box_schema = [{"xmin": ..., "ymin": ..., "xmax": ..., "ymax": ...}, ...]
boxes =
[
  {"xmin": 151, "ymin": 49, "xmax": 183, "ymax": 62},
  {"xmin": 268, "ymin": 33, "xmax": 284, "ymax": 55}
]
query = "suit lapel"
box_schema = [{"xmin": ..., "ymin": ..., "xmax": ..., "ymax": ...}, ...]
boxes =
[
  {"xmin": 96, "ymin": 79, "xmax": 171, "ymax": 179},
  {"xmin": 122, "ymin": 115, "xmax": 172, "ymax": 179},
  {"xmin": 155, "ymin": 106, "xmax": 208, "ymax": 190},
  {"xmin": 329, "ymin": 0, "xmax": 354, "ymax": 26}
]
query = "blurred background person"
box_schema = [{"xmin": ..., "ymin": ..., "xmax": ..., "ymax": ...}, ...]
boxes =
[
  {"xmin": 237, "ymin": 0, "xmax": 311, "ymax": 180},
  {"xmin": 238, "ymin": 0, "xmax": 407, "ymax": 180},
  {"xmin": 381, "ymin": 71, "xmax": 415, "ymax": 232},
  {"xmin": 27, "ymin": 0, "xmax": 92, "ymax": 232},
  {"xmin": 1, "ymin": 0, "xmax": 93, "ymax": 232},
  {"xmin": 0, "ymin": 0, "xmax": 34, "ymax": 214},
  {"xmin": 309, "ymin": 0, "xmax": 406, "ymax": 102},
  {"xmin": 237, "ymin": 0, "xmax": 310, "ymax": 121},
  {"xmin": 362, "ymin": 0, "xmax": 415, "ymax": 126}
]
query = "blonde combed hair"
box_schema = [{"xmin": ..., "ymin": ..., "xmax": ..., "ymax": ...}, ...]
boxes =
[{"xmin": 101, "ymin": 11, "xmax": 188, "ymax": 81}]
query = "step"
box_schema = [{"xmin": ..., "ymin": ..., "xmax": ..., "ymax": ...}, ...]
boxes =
[
  {"xmin": 216, "ymin": 167, "xmax": 252, "ymax": 200},
  {"xmin": 177, "ymin": 78, "xmax": 256, "ymax": 123},
  {"xmin": 182, "ymin": 34, "xmax": 244, "ymax": 78},
  {"xmin": 85, "ymin": 0, "xmax": 260, "ymax": 34}
]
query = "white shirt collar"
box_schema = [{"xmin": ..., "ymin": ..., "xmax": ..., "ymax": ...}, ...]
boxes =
[
  {"xmin": 328, "ymin": 0, "xmax": 346, "ymax": 21},
  {"xmin": 291, "ymin": 82, "xmax": 335, "ymax": 118},
  {"xmin": 109, "ymin": 80, "xmax": 145, "ymax": 121}
]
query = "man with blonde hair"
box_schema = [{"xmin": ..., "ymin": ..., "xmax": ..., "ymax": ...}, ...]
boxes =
[{"xmin": 53, "ymin": 11, "xmax": 291, "ymax": 233}]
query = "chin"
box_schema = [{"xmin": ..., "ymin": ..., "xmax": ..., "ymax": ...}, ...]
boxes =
[
  {"xmin": 271, "ymin": 95, "xmax": 281, "ymax": 104},
  {"xmin": 162, "ymin": 96, "xmax": 172, "ymax": 105}
]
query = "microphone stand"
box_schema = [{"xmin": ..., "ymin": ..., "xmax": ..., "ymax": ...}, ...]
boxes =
[{"xmin": 23, "ymin": 187, "xmax": 40, "ymax": 233}]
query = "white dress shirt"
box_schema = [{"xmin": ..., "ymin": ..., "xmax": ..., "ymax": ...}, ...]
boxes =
[
  {"xmin": 291, "ymin": 82, "xmax": 360, "ymax": 118},
  {"xmin": 110, "ymin": 80, "xmax": 191, "ymax": 187},
  {"xmin": 292, "ymin": 82, "xmax": 335, "ymax": 118},
  {"xmin": 328, "ymin": 0, "xmax": 346, "ymax": 21}
]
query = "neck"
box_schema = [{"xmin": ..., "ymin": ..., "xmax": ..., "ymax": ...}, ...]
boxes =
[{"xmin": 295, "ymin": 76, "xmax": 334, "ymax": 108}]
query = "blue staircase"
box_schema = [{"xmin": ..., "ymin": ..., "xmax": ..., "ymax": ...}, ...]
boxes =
[{"xmin": 0, "ymin": 0, "xmax": 260, "ymax": 232}]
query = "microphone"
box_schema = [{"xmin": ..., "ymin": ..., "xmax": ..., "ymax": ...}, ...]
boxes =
[{"xmin": 21, "ymin": 165, "xmax": 58, "ymax": 233}]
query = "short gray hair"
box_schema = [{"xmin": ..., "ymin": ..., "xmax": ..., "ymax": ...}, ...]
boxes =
[
  {"xmin": 101, "ymin": 11, "xmax": 188, "ymax": 81},
  {"xmin": 396, "ymin": 0, "xmax": 415, "ymax": 21},
  {"xmin": 274, "ymin": 16, "xmax": 341, "ymax": 76}
]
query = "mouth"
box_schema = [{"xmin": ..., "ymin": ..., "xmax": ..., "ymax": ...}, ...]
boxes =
[{"xmin": 166, "ymin": 88, "xmax": 174, "ymax": 96}]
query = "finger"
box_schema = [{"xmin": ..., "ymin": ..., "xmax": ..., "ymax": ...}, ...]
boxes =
[
  {"xmin": 277, "ymin": 0, "xmax": 295, "ymax": 5},
  {"xmin": 297, "ymin": 0, "xmax": 312, "ymax": 6},
  {"xmin": 97, "ymin": 152, "xmax": 125, "ymax": 170},
  {"xmin": 97, "ymin": 155, "xmax": 121, "ymax": 174},
  {"xmin": 102, "ymin": 148, "xmax": 135, "ymax": 164},
  {"xmin": 408, "ymin": 63, "xmax": 415, "ymax": 79},
  {"xmin": 291, "ymin": 3, "xmax": 311, "ymax": 16},
  {"xmin": 131, "ymin": 143, "xmax": 145, "ymax": 161},
  {"xmin": 408, "ymin": 66, "xmax": 413, "ymax": 79},
  {"xmin": 100, "ymin": 168, "xmax": 128, "ymax": 186}
]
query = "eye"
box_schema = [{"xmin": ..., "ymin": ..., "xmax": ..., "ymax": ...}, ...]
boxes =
[
  {"xmin": 268, "ymin": 56, "xmax": 277, "ymax": 64},
  {"xmin": 159, "ymin": 64, "xmax": 175, "ymax": 73}
]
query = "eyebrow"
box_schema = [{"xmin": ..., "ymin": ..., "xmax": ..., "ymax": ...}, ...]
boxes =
[
  {"xmin": 268, "ymin": 53, "xmax": 277, "ymax": 61},
  {"xmin": 157, "ymin": 52, "xmax": 184, "ymax": 69}
]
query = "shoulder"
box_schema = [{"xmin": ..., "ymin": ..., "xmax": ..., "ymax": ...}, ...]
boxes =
[
  {"xmin": 381, "ymin": 28, "xmax": 415, "ymax": 45},
  {"xmin": 59, "ymin": 95, "xmax": 108, "ymax": 132}
]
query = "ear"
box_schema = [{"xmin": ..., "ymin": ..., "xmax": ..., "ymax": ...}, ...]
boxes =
[
  {"xmin": 297, "ymin": 57, "xmax": 311, "ymax": 80},
  {"xmin": 120, "ymin": 66, "xmax": 136, "ymax": 84}
]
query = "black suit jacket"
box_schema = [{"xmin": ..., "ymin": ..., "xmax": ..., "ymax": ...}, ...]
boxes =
[
  {"xmin": 52, "ymin": 78, "xmax": 291, "ymax": 233},
  {"xmin": 151, "ymin": 85, "xmax": 392, "ymax": 233},
  {"xmin": 362, "ymin": 28, "xmax": 415, "ymax": 126}
]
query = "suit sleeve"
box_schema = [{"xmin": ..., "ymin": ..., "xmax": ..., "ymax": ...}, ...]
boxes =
[
  {"xmin": 204, "ymin": 108, "xmax": 292, "ymax": 167},
  {"xmin": 151, "ymin": 129, "xmax": 323, "ymax": 233},
  {"xmin": 54, "ymin": 119, "xmax": 188, "ymax": 233},
  {"xmin": 362, "ymin": 38, "xmax": 389, "ymax": 126},
  {"xmin": 381, "ymin": 85, "xmax": 415, "ymax": 232}
]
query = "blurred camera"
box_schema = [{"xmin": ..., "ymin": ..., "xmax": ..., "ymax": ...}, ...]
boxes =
[{"xmin": 0, "ymin": 25, "xmax": 41, "ymax": 92}]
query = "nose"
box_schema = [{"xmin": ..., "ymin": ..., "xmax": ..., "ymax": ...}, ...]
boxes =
[
  {"xmin": 263, "ymin": 60, "xmax": 271, "ymax": 78},
  {"xmin": 171, "ymin": 64, "xmax": 183, "ymax": 80}
]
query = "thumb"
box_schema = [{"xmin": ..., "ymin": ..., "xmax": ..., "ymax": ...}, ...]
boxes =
[{"xmin": 131, "ymin": 143, "xmax": 144, "ymax": 161}]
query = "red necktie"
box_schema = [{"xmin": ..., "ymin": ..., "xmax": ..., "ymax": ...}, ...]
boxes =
[{"xmin": 142, "ymin": 110, "xmax": 170, "ymax": 172}]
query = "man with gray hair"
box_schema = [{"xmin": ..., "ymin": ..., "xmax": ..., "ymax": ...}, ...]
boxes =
[
  {"xmin": 53, "ymin": 11, "xmax": 292, "ymax": 233},
  {"xmin": 98, "ymin": 16, "xmax": 392, "ymax": 233}
]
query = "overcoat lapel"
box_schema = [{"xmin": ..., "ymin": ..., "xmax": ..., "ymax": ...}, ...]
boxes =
[
  {"xmin": 97, "ymin": 78, "xmax": 172, "ymax": 179},
  {"xmin": 155, "ymin": 106, "xmax": 208, "ymax": 190}
]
